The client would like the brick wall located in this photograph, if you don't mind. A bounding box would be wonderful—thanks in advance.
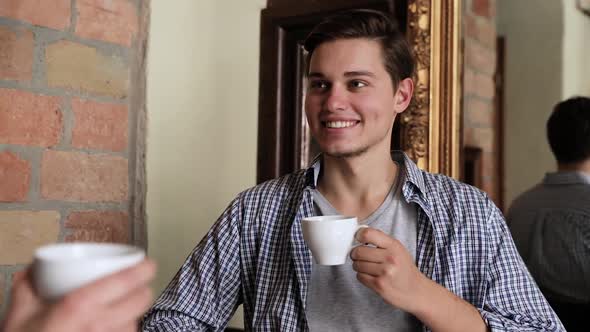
[463,0,500,203]
[0,0,148,314]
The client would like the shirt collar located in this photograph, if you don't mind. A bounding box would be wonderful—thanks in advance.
[303,151,428,197]
[543,171,590,185]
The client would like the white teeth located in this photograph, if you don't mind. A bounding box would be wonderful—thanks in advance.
[325,121,356,128]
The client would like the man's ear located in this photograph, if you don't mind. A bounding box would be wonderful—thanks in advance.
[393,78,414,114]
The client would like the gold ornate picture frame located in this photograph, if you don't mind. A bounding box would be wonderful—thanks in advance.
[405,0,462,179]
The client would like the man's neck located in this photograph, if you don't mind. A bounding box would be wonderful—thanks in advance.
[557,158,590,175]
[317,150,398,220]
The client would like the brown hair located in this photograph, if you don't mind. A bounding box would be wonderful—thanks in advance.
[303,9,415,88]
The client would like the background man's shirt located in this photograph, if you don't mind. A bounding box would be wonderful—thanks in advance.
[507,171,590,303]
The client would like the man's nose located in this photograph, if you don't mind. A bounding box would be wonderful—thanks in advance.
[323,84,348,112]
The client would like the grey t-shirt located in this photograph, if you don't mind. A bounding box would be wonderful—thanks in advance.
[306,168,422,332]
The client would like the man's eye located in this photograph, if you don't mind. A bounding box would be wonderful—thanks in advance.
[309,81,329,90]
[349,80,368,89]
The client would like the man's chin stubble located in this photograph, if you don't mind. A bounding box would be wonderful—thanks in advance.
[324,146,369,159]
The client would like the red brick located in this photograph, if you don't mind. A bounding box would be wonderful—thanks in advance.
[481,150,500,205]
[465,41,496,75]
[65,211,129,243]
[463,68,476,96]
[464,127,494,151]
[463,68,477,97]
[41,150,128,202]
[481,179,497,203]
[464,71,495,100]
[482,151,499,175]
[0,26,33,82]
[45,40,129,98]
[0,211,60,264]
[0,151,30,202]
[475,73,495,99]
[75,0,138,46]
[482,178,497,200]
[465,14,496,49]
[0,88,62,147]
[465,14,476,37]
[489,0,497,19]
[71,98,128,152]
[0,0,70,30]
[463,127,475,147]
[465,98,493,127]
[472,0,491,18]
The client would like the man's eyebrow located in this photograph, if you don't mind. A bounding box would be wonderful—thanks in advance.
[344,70,376,78]
[307,71,377,78]
[307,72,324,78]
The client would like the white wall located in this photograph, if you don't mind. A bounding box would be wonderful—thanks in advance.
[497,0,564,208]
[147,0,265,327]
[562,0,590,98]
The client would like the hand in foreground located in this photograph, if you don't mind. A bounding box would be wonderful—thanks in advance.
[1,259,156,332]
[350,227,427,313]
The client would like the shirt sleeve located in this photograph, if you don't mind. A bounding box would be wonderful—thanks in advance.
[478,201,566,332]
[141,195,244,332]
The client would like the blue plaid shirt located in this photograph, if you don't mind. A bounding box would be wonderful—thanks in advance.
[142,152,564,332]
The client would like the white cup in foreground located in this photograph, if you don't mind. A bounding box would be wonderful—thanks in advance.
[33,242,145,301]
[301,215,368,266]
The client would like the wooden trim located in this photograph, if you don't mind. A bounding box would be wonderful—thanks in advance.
[495,36,506,210]
[463,146,483,188]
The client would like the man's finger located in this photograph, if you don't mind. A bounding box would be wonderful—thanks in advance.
[350,245,388,263]
[356,272,376,289]
[68,259,156,306]
[352,261,383,276]
[100,285,153,331]
[1,268,46,332]
[10,268,38,306]
[11,269,28,283]
[355,228,394,249]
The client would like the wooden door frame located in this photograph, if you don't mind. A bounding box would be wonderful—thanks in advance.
[495,36,506,210]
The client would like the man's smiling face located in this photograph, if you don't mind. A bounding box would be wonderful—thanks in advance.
[305,38,408,158]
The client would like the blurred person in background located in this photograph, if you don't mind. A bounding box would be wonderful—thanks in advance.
[507,96,590,332]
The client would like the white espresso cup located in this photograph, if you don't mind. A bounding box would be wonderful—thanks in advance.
[33,242,145,301]
[301,215,368,265]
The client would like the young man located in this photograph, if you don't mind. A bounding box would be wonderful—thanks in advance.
[507,96,590,332]
[142,10,564,331]
[0,260,156,332]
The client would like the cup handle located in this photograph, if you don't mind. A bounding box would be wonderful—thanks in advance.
[351,224,370,250]
[356,224,369,237]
